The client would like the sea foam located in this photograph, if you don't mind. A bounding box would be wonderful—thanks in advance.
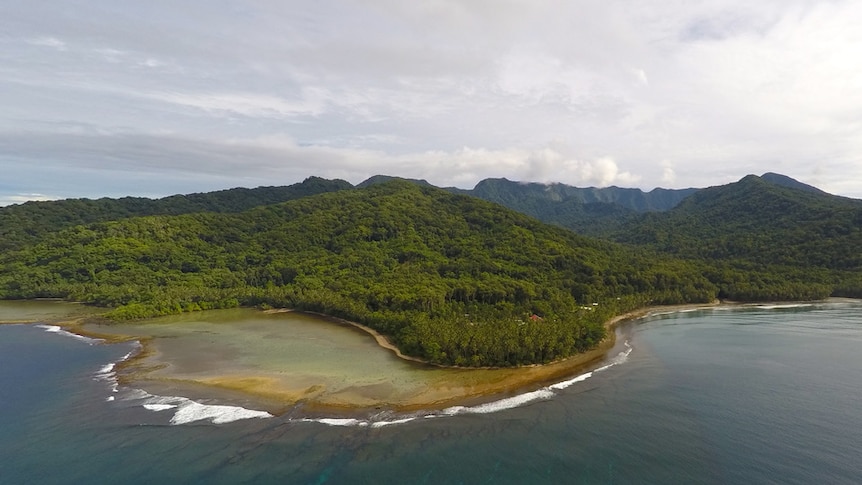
[441,388,556,416]
[756,303,813,310]
[93,344,139,396]
[36,324,102,344]
[143,404,177,412]
[170,401,272,425]
[296,416,424,428]
[548,372,593,390]
[301,341,636,428]
[294,388,560,428]
[370,417,417,428]
[131,391,273,425]
[301,418,365,427]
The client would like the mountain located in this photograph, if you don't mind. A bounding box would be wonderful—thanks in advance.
[470,178,697,213]
[0,181,715,367]
[358,175,698,235]
[0,176,352,251]
[761,172,827,194]
[468,181,637,235]
[355,174,436,189]
[467,178,699,236]
[613,174,862,299]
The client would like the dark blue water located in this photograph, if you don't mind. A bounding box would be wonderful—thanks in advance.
[2,302,861,484]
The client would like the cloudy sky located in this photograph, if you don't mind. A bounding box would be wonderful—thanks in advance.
[2,0,862,205]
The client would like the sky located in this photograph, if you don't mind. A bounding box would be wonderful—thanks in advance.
[2,0,862,205]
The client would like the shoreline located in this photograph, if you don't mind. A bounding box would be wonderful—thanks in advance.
[279,310,434,366]
[94,301,722,415]
[6,298,839,416]
[293,300,723,371]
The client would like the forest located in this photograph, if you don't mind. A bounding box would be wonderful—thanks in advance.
[610,175,862,300]
[0,181,715,367]
[2,174,860,366]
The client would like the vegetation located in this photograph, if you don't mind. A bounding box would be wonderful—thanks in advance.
[0,181,715,367]
[0,176,351,252]
[611,175,862,300]
[2,172,860,366]
[359,175,696,236]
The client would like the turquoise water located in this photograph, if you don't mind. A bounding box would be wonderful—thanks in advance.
[1,301,861,484]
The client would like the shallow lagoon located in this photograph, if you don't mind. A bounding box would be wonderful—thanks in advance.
[80,308,625,413]
[0,299,93,322]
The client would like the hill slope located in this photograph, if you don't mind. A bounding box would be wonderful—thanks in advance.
[0,176,352,251]
[613,174,862,299]
[470,178,697,213]
[358,175,698,235]
[0,181,715,366]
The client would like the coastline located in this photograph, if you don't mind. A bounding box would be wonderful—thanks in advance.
[96,301,722,414]
[297,301,723,371]
[5,299,726,415]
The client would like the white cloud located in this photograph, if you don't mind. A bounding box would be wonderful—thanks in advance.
[0,193,59,207]
[147,91,329,119]
[633,68,649,86]
[3,0,862,200]
[27,37,66,50]
[661,161,676,185]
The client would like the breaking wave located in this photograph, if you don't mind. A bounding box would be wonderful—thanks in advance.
[92,341,272,425]
[301,341,635,428]
[36,324,102,344]
[127,390,273,425]
[755,303,813,310]
[94,345,139,401]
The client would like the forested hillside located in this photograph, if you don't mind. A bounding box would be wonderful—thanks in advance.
[469,178,697,213]
[0,181,715,366]
[0,176,351,252]
[613,175,862,300]
[358,175,697,235]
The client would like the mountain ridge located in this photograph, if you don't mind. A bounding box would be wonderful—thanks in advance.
[611,173,862,299]
[0,176,352,251]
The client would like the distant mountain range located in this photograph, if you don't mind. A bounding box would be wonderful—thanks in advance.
[3,171,832,245]
[358,173,697,210]
[354,172,842,239]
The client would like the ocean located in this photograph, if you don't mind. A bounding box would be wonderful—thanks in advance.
[1,301,860,484]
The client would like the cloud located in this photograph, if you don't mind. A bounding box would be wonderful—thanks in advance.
[633,68,649,86]
[27,37,67,50]
[661,161,676,185]
[0,193,60,207]
[2,0,862,201]
[148,91,330,119]
[0,130,643,195]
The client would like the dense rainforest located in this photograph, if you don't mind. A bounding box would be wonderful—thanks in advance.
[0,176,351,252]
[355,173,862,302]
[0,181,715,366]
[2,172,860,366]
[358,174,697,236]
[610,175,862,300]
